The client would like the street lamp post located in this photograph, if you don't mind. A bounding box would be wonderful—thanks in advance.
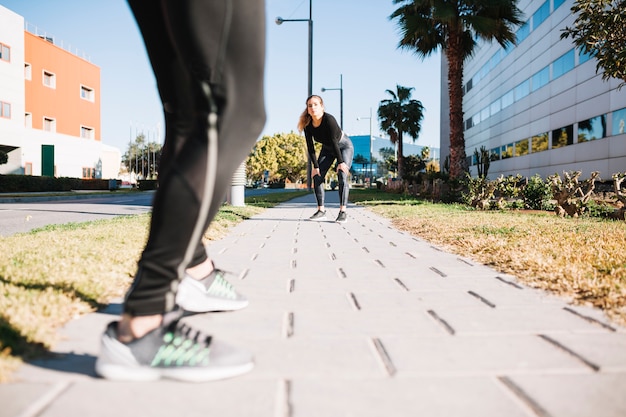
[276,0,313,188]
[321,74,343,129]
[357,107,374,184]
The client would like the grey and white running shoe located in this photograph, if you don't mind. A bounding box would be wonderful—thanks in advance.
[95,314,253,382]
[176,269,248,313]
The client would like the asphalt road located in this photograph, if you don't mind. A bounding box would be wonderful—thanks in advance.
[0,188,305,237]
[0,193,154,237]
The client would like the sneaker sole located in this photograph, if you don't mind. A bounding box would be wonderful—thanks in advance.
[177,296,249,313]
[309,217,327,221]
[96,359,254,382]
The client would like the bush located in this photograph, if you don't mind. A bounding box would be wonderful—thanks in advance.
[522,174,552,210]
[0,175,117,192]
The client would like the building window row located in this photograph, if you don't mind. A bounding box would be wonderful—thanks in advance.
[466,0,568,92]
[1,101,11,118]
[0,42,10,62]
[465,48,577,130]
[471,107,626,165]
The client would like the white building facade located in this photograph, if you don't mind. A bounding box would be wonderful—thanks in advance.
[0,5,120,180]
[440,0,626,180]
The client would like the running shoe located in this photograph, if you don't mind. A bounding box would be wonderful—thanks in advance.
[335,211,347,223]
[309,210,327,221]
[95,314,254,382]
[176,269,248,313]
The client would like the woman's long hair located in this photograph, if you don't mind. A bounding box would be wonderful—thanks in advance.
[297,95,324,133]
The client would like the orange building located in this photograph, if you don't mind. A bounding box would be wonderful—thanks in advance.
[24,31,100,141]
[0,4,119,179]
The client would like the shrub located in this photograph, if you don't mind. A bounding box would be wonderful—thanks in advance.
[522,174,552,210]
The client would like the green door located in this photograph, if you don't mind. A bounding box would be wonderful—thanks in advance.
[41,145,54,177]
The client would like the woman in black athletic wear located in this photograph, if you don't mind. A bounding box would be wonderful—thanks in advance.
[298,95,354,223]
[95,0,266,382]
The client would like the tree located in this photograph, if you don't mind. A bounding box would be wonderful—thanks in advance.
[561,0,626,89]
[378,85,424,180]
[123,133,163,179]
[246,132,307,184]
[390,0,523,179]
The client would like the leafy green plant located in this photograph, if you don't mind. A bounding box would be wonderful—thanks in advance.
[523,174,552,210]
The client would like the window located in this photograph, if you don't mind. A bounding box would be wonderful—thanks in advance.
[554,0,566,10]
[81,126,94,139]
[552,125,574,149]
[82,167,95,179]
[501,143,513,159]
[579,48,593,65]
[43,70,56,88]
[24,63,32,80]
[612,108,626,135]
[43,117,56,132]
[531,66,550,91]
[0,101,10,119]
[532,1,550,29]
[490,147,501,161]
[25,113,32,128]
[517,21,530,43]
[81,85,94,101]
[578,115,607,142]
[480,106,490,122]
[501,89,514,108]
[532,133,549,153]
[553,49,575,79]
[490,99,501,116]
[515,138,529,156]
[514,79,530,101]
[0,43,10,62]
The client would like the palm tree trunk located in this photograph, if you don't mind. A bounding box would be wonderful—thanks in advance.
[446,29,467,180]
[397,132,404,180]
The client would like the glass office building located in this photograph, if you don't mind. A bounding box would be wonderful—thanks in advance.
[439,0,626,179]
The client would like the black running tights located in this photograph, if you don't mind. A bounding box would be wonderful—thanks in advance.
[124,0,266,316]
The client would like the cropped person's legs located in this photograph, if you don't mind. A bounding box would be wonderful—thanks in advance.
[96,0,266,382]
[124,0,266,318]
[337,141,354,211]
[309,149,335,221]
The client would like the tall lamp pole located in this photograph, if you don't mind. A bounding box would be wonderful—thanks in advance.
[276,0,313,188]
[357,107,374,185]
[321,74,343,129]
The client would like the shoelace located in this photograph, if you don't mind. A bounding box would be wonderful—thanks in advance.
[151,321,213,367]
[207,270,238,299]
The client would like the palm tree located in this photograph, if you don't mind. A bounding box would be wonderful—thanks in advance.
[378,85,424,180]
[390,0,523,179]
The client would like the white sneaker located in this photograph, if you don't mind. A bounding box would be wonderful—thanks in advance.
[176,269,248,313]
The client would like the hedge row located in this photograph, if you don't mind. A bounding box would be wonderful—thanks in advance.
[0,175,119,192]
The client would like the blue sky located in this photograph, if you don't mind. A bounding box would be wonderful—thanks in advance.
[2,0,442,153]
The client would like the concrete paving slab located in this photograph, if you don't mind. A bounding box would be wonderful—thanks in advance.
[4,193,626,417]
[502,373,626,417]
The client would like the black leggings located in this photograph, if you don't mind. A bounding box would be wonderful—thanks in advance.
[313,136,354,208]
[124,0,266,316]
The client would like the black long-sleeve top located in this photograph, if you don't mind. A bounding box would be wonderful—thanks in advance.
[303,113,344,168]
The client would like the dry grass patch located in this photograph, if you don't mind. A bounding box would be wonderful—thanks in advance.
[366,201,626,325]
[0,203,267,382]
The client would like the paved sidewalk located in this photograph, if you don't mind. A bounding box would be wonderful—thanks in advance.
[3,192,626,417]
